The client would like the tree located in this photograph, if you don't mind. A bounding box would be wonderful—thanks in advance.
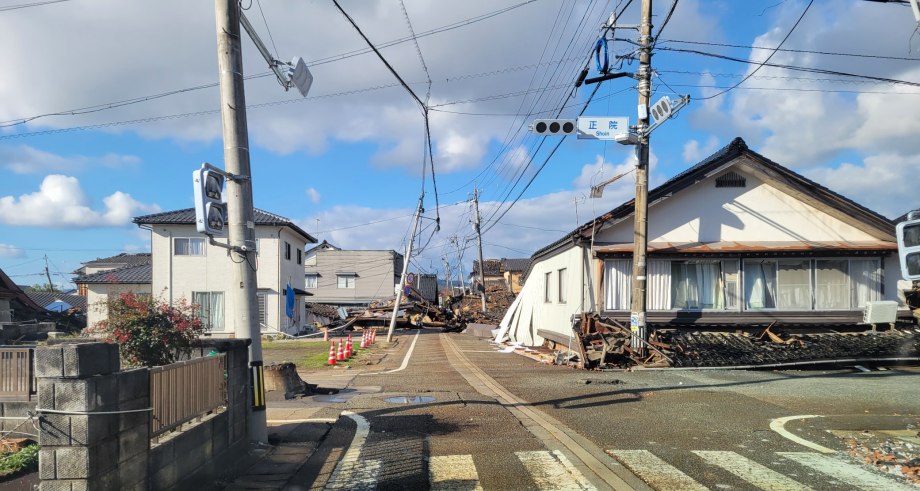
[28,283,55,292]
[88,293,206,367]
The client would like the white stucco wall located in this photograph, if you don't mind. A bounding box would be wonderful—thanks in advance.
[597,168,879,243]
[149,224,308,336]
[506,245,590,346]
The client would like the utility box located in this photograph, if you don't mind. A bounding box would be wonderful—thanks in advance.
[863,300,899,325]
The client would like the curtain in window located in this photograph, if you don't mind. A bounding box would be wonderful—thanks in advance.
[815,260,848,309]
[723,260,740,309]
[192,292,209,327]
[209,293,224,330]
[189,238,204,256]
[776,260,810,310]
[305,275,318,289]
[648,260,671,310]
[672,261,721,309]
[850,259,881,308]
[744,260,777,309]
[175,239,189,255]
[604,259,631,310]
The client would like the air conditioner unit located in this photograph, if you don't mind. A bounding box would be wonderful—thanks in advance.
[862,300,898,325]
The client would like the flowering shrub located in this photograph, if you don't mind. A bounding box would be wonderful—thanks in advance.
[89,293,206,367]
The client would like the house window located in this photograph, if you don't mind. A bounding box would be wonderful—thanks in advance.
[337,274,356,289]
[284,242,291,261]
[256,290,268,327]
[305,274,318,289]
[604,259,632,310]
[557,268,567,303]
[670,260,740,310]
[174,238,205,256]
[192,292,224,330]
[544,272,552,303]
[297,249,302,265]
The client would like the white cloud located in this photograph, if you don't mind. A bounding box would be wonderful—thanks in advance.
[0,175,160,228]
[305,187,321,204]
[0,243,25,258]
[682,136,720,163]
[0,145,140,174]
[805,153,917,219]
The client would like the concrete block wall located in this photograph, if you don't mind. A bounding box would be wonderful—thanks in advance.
[0,400,36,433]
[34,340,251,490]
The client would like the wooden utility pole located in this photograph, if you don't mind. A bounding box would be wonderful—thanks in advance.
[43,255,54,293]
[214,0,266,442]
[472,187,487,313]
[629,0,653,356]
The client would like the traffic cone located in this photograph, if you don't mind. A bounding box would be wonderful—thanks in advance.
[371,328,376,344]
[360,331,367,349]
[336,339,345,361]
[345,335,353,358]
[327,342,336,366]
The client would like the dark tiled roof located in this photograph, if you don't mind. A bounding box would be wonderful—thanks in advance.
[73,252,151,274]
[133,208,317,243]
[0,268,43,312]
[75,264,151,284]
[500,258,531,273]
[26,292,87,311]
[305,240,339,255]
[472,259,502,276]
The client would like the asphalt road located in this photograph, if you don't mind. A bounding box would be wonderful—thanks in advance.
[283,329,920,490]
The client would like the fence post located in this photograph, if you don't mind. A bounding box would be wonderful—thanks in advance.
[35,342,150,491]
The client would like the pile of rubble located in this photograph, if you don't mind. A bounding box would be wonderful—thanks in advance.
[453,285,516,324]
[844,429,920,486]
[350,287,464,332]
[564,314,920,369]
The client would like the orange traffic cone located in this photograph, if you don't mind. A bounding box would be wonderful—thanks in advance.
[372,328,377,344]
[345,335,353,358]
[360,331,367,349]
[327,341,336,366]
[336,339,345,361]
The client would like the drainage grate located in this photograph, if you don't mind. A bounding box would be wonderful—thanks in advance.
[384,395,436,404]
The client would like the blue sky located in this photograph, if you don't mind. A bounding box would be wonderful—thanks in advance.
[0,0,917,289]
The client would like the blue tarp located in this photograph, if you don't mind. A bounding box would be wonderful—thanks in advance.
[285,283,295,318]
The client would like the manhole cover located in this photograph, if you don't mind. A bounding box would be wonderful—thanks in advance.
[384,395,435,404]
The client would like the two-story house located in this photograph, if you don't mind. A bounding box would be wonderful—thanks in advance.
[72,253,152,328]
[134,208,316,336]
[304,240,403,306]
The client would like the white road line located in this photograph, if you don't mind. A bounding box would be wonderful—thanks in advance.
[516,450,597,491]
[778,452,917,491]
[693,450,813,491]
[429,454,483,491]
[769,415,836,454]
[607,450,707,491]
[324,411,380,490]
[381,329,421,374]
[266,418,337,424]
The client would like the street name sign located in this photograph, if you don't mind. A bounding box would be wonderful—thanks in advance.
[577,116,629,140]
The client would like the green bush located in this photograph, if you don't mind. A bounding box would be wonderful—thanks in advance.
[0,443,39,478]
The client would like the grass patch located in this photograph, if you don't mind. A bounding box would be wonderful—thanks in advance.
[262,338,372,369]
[0,443,39,478]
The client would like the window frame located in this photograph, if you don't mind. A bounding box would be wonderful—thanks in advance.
[305,273,319,289]
[284,241,292,261]
[337,274,356,289]
[297,248,302,265]
[557,268,567,303]
[192,291,224,330]
[544,271,552,303]
[173,237,206,256]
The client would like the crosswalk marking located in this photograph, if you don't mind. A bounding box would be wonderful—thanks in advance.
[693,450,813,491]
[607,450,708,491]
[515,450,597,491]
[429,454,483,491]
[324,412,380,490]
[778,452,917,491]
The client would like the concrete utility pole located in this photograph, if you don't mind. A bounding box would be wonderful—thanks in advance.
[443,256,453,291]
[451,236,466,293]
[214,0,266,443]
[472,187,487,313]
[629,0,653,357]
[43,255,55,294]
[388,194,424,342]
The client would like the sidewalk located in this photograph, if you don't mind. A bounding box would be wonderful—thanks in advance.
[220,338,404,490]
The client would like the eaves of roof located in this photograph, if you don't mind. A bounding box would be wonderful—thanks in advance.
[133,208,317,244]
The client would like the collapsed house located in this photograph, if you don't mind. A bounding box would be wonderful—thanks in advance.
[503,138,912,354]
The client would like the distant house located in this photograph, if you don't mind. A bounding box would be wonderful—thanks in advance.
[506,138,907,345]
[470,259,503,291]
[74,264,152,329]
[134,208,316,336]
[72,252,152,295]
[471,258,530,293]
[0,268,43,323]
[304,240,404,306]
[26,291,88,313]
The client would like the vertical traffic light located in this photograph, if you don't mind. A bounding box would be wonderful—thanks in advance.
[192,165,228,236]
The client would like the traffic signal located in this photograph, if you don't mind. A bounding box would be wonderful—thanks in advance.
[897,216,920,280]
[531,119,576,136]
[192,165,228,236]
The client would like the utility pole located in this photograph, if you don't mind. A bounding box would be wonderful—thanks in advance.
[214,0,266,443]
[442,256,453,291]
[472,187,487,313]
[43,255,54,294]
[388,194,424,342]
[452,236,466,293]
[629,0,653,357]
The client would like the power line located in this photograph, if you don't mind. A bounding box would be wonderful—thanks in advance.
[698,0,814,101]
[658,39,920,62]
[0,0,68,12]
